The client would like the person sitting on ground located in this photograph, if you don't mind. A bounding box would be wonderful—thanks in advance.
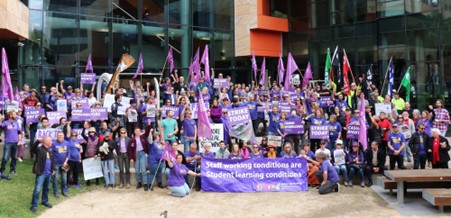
[333,140,348,186]
[306,152,340,194]
[229,143,243,159]
[364,141,386,187]
[280,142,297,158]
[265,142,278,158]
[215,141,230,159]
[346,142,365,188]
[167,154,201,197]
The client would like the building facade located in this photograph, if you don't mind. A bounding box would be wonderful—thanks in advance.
[1,0,451,109]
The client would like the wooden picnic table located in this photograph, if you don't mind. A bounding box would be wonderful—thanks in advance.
[384,169,451,205]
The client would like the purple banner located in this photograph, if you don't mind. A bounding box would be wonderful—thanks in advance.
[309,125,329,139]
[46,111,67,125]
[71,99,89,109]
[201,158,308,192]
[213,78,229,89]
[346,124,359,139]
[25,108,45,124]
[80,73,96,84]
[36,129,60,140]
[227,107,251,126]
[71,108,108,121]
[161,106,180,119]
[284,120,304,134]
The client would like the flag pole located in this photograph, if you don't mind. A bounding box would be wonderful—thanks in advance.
[159,57,169,81]
[297,69,304,80]
[380,57,393,96]
[397,67,408,93]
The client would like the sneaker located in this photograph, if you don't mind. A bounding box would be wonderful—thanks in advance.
[119,183,124,189]
[30,207,37,214]
[136,183,142,189]
[367,182,373,187]
[18,158,23,162]
[10,171,16,175]
[344,181,348,187]
[360,182,365,188]
[54,194,60,199]
[62,192,68,197]
[74,184,82,189]
[2,174,11,180]
[42,203,53,208]
[335,183,340,192]
[349,182,353,187]
[126,184,131,189]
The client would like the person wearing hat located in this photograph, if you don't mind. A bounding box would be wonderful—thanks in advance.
[265,142,278,158]
[24,89,40,107]
[391,92,405,114]
[346,141,365,187]
[333,140,349,186]
[364,141,386,187]
[81,127,100,186]
[99,131,116,189]
[387,123,406,170]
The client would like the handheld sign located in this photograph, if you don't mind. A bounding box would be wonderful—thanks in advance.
[309,125,329,139]
[80,73,96,84]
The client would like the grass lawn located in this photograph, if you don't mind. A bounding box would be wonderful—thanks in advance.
[0,160,98,218]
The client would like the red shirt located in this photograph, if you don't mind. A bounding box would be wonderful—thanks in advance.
[378,119,391,141]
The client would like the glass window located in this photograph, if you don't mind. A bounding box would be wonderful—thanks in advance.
[142,0,165,23]
[405,0,438,13]
[79,15,110,73]
[80,0,110,16]
[378,16,405,33]
[406,11,438,30]
[142,20,166,71]
[407,29,438,62]
[356,22,376,37]
[357,36,377,65]
[44,0,78,13]
[356,0,376,22]
[310,0,329,28]
[377,0,404,18]
[193,0,212,29]
[271,0,288,18]
[168,0,182,25]
[112,20,139,68]
[215,0,232,32]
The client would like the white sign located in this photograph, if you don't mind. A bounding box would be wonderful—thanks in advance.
[291,74,300,86]
[57,100,68,112]
[199,124,224,153]
[6,102,19,113]
[375,103,392,117]
[146,104,156,118]
[103,94,131,112]
[117,106,126,115]
[267,135,282,147]
[82,157,103,180]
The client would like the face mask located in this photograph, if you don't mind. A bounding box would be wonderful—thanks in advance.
[291,111,296,116]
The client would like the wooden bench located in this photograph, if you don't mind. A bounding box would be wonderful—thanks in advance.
[423,189,451,213]
[377,176,451,194]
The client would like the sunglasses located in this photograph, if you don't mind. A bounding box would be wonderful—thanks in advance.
[253,146,258,148]
[120,132,126,134]
[71,134,77,137]
[419,128,425,130]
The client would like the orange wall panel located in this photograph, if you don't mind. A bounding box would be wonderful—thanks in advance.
[257,15,289,32]
[250,30,281,57]
[257,0,270,15]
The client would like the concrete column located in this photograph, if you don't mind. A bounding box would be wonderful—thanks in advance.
[180,0,191,79]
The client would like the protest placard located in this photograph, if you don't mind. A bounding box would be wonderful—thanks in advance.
[46,111,67,125]
[161,106,180,119]
[346,123,360,139]
[57,99,67,112]
[82,157,103,180]
[71,108,108,121]
[267,135,282,147]
[146,104,156,118]
[36,129,60,139]
[103,94,131,112]
[227,107,251,126]
[213,78,229,88]
[80,73,96,84]
[71,99,89,109]
[284,120,304,134]
[375,103,392,116]
[6,102,18,113]
[201,158,308,192]
[199,124,224,153]
[309,125,329,139]
[25,108,45,124]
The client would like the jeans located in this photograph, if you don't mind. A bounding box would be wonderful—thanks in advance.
[169,183,190,197]
[403,139,412,160]
[117,153,130,185]
[315,170,338,194]
[440,131,447,137]
[147,162,164,187]
[328,140,336,154]
[1,142,18,173]
[334,164,348,182]
[389,155,404,170]
[188,166,201,189]
[135,151,147,184]
[31,174,51,209]
[348,165,364,183]
[182,138,195,153]
[102,159,115,185]
[413,154,427,169]
[52,163,68,194]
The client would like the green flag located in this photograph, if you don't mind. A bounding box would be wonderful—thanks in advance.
[400,67,411,102]
[324,48,331,88]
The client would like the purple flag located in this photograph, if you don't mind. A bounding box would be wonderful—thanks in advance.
[251,51,257,80]
[2,48,14,101]
[15,86,19,102]
[167,47,174,74]
[201,45,210,82]
[278,54,284,85]
[359,93,368,149]
[259,57,266,86]
[285,52,299,90]
[302,62,313,89]
[193,47,200,76]
[132,53,143,79]
[198,92,212,138]
[85,54,93,73]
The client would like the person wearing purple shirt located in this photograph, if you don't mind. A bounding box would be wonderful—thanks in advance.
[280,142,297,158]
[387,123,406,170]
[247,94,259,133]
[306,152,339,194]
[200,143,215,159]
[185,144,201,191]
[180,106,197,152]
[65,128,82,188]
[346,142,365,187]
[267,105,280,135]
[210,99,223,123]
[30,137,54,213]
[0,111,22,180]
[167,154,200,197]
[306,109,326,151]
[147,133,164,190]
[52,132,70,197]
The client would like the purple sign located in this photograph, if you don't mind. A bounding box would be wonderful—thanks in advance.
[309,125,329,139]
[46,111,67,125]
[290,94,298,104]
[227,107,251,126]
[36,129,60,140]
[320,96,331,106]
[71,108,108,121]
[90,107,108,120]
[284,120,304,134]
[80,73,96,84]
[201,158,308,192]
[346,124,359,139]
[161,106,180,119]
[213,78,229,89]
[257,103,266,112]
[25,108,45,124]
[279,102,292,113]
[71,99,89,109]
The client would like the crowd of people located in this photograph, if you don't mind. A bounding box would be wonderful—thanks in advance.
[0,71,450,212]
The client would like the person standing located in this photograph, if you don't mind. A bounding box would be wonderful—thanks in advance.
[410,123,430,169]
[129,120,152,191]
[180,106,197,152]
[0,111,23,180]
[428,128,450,168]
[387,123,406,170]
[431,99,450,137]
[51,132,70,198]
[30,136,54,213]
[160,110,178,144]
[115,128,131,188]
[99,131,116,189]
